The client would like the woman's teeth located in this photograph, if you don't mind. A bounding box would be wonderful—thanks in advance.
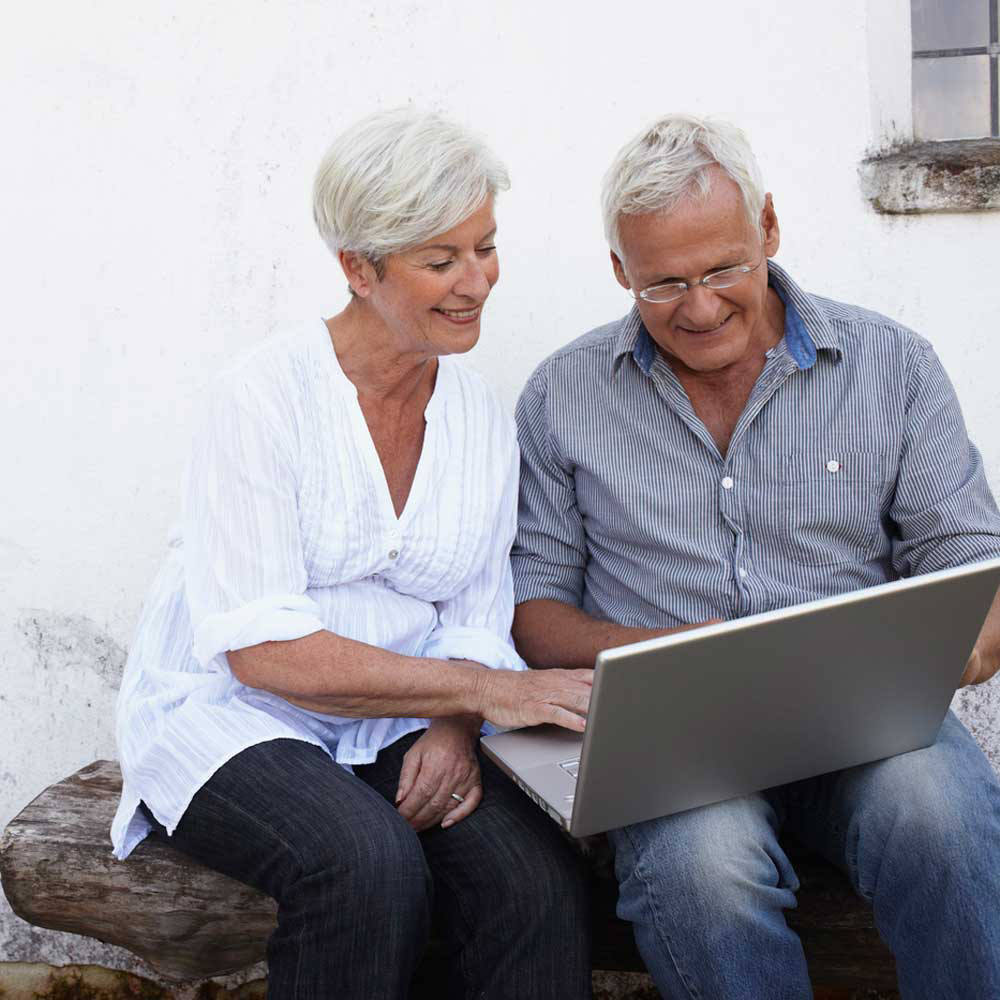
[437,308,479,318]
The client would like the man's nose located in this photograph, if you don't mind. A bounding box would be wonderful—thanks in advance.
[678,283,722,323]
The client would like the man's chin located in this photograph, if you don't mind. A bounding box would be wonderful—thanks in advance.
[661,333,749,375]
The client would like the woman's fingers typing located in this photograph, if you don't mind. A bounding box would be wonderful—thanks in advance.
[477,668,594,731]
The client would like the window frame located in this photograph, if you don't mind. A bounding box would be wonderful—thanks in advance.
[911,0,999,138]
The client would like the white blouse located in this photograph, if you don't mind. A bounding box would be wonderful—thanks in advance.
[111,321,526,860]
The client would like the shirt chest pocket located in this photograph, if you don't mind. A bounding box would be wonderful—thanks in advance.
[773,450,891,568]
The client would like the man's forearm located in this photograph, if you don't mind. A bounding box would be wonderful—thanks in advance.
[512,599,677,669]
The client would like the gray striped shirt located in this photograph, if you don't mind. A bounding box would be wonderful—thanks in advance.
[512,261,1000,628]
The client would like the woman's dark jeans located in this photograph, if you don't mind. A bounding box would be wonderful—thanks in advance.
[142,732,591,999]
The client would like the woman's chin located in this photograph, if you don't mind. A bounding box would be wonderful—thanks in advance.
[430,316,482,354]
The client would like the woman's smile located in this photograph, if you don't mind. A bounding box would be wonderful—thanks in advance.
[433,305,482,324]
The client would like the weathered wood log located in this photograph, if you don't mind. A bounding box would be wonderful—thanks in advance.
[1,761,276,980]
[0,761,898,991]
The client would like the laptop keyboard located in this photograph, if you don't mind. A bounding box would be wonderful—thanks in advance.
[559,758,580,780]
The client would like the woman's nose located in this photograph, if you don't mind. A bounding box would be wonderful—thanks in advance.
[453,258,492,300]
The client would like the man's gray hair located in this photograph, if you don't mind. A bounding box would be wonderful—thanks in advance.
[313,108,510,267]
[601,114,765,254]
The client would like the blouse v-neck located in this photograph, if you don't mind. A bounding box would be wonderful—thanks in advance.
[318,320,449,527]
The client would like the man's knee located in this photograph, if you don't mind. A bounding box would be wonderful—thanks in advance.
[611,794,796,915]
[844,720,1000,895]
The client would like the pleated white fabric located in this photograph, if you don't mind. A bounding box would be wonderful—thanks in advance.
[112,320,525,859]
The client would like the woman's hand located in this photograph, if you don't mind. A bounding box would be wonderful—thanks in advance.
[476,668,595,732]
[395,716,483,831]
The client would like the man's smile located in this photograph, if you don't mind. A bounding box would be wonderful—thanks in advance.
[675,313,735,335]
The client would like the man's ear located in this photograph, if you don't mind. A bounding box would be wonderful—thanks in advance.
[611,250,631,292]
[338,250,376,298]
[760,193,781,258]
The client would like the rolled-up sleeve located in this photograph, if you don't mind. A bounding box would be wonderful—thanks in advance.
[891,340,1000,577]
[510,367,588,607]
[420,425,526,672]
[183,376,325,666]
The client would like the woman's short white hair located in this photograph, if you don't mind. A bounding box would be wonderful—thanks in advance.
[313,108,509,269]
[601,114,765,254]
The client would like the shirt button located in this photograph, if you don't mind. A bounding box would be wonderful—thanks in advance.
[739,568,748,578]
[721,476,734,490]
[826,460,841,473]
[388,549,399,560]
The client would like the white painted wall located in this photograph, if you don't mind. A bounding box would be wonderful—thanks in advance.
[3,0,998,973]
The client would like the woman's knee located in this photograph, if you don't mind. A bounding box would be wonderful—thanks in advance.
[507,830,589,918]
[310,813,428,894]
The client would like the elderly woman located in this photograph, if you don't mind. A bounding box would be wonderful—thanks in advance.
[111,109,593,999]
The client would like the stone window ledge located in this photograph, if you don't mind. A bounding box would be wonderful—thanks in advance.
[859,138,1000,214]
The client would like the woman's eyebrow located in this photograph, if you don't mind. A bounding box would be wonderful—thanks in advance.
[415,228,498,254]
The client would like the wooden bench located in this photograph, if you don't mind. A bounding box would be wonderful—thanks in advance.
[1,761,899,996]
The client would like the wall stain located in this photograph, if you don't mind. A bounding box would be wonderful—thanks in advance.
[17,612,127,689]
[0,965,267,1000]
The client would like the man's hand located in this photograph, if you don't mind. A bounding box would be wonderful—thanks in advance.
[395,717,483,831]
[961,585,1000,686]
[475,668,594,732]
[960,645,998,686]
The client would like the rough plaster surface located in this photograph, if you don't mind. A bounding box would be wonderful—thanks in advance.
[860,140,1000,214]
[3,0,1000,978]
[18,611,127,690]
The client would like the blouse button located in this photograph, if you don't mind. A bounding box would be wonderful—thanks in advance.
[388,549,399,560]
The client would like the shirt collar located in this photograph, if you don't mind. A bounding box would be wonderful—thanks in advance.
[766,260,842,366]
[611,259,842,378]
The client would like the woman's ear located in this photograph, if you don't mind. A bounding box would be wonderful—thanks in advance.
[339,250,376,298]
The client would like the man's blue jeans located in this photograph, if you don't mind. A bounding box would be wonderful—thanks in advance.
[608,711,1000,999]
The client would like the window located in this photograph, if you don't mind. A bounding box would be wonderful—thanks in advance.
[912,0,999,139]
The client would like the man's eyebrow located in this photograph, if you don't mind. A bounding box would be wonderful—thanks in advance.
[643,248,750,285]
[414,228,498,253]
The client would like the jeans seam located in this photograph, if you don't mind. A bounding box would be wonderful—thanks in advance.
[623,826,701,1000]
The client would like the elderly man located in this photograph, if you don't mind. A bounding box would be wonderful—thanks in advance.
[511,115,1000,999]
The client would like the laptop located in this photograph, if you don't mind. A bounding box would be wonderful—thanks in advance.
[482,558,1000,838]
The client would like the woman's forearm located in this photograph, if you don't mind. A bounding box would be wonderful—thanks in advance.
[228,629,595,732]
[226,631,487,717]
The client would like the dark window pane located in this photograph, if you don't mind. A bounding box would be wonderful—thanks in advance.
[913,55,991,138]
[912,0,988,51]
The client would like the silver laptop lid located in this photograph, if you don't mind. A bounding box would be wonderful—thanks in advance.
[569,558,1000,837]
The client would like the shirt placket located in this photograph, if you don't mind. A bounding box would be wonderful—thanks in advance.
[650,345,801,619]
[728,346,801,616]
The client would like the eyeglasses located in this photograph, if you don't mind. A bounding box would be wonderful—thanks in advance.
[635,227,766,304]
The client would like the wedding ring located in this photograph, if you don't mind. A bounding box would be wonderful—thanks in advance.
[450,792,465,804]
